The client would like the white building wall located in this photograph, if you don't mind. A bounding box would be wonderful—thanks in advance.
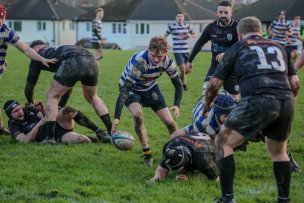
[58,20,77,45]
[6,20,55,45]
[76,20,213,50]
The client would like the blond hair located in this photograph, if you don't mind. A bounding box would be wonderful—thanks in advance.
[96,7,103,13]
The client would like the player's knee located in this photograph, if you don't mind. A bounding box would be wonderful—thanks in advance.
[133,111,144,124]
[77,135,91,143]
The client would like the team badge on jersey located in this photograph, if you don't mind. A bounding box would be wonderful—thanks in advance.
[227,33,233,41]
[151,91,159,100]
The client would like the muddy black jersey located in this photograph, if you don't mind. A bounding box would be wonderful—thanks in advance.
[160,134,217,179]
[188,20,238,63]
[8,106,41,139]
[214,35,296,99]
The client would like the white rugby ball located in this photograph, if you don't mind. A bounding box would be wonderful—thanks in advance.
[111,131,135,150]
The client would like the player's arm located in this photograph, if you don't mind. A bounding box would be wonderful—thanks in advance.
[15,41,57,67]
[24,61,42,104]
[186,25,211,73]
[295,51,304,70]
[112,80,134,133]
[148,165,170,184]
[287,52,300,97]
[169,75,183,119]
[14,118,45,143]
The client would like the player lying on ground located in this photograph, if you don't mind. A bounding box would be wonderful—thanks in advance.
[3,100,103,143]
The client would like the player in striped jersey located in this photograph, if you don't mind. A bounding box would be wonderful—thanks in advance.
[268,11,292,46]
[0,3,56,135]
[172,90,235,140]
[286,16,303,60]
[112,36,183,166]
[91,7,105,61]
[165,12,196,91]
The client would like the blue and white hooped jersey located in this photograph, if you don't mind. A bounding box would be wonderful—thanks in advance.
[0,24,20,77]
[119,50,178,91]
[91,18,102,43]
[288,24,301,46]
[184,90,230,136]
[166,22,194,53]
[270,19,291,45]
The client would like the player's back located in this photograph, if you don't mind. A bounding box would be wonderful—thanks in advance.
[233,36,294,99]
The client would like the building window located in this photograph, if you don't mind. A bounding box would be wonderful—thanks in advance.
[37,21,46,31]
[135,23,150,35]
[8,21,22,31]
[86,22,90,32]
[112,23,127,34]
[112,23,117,33]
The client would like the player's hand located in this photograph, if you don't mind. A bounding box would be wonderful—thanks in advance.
[216,53,225,63]
[147,177,161,184]
[176,174,188,181]
[111,119,119,134]
[34,101,45,114]
[42,58,57,68]
[185,62,193,74]
[202,104,210,118]
[169,106,179,121]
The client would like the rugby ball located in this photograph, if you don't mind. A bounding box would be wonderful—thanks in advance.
[111,131,135,150]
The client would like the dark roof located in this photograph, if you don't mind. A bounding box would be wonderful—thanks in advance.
[6,0,85,20]
[77,0,217,21]
[77,0,141,21]
[234,0,304,22]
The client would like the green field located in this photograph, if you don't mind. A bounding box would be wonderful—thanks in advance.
[0,48,303,203]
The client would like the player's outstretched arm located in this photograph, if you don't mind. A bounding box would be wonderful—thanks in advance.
[147,165,169,184]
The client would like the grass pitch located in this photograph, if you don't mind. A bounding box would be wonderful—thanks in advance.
[0,47,303,202]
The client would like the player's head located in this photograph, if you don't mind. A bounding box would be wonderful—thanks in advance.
[294,16,301,25]
[213,93,235,123]
[148,36,169,65]
[237,16,262,39]
[3,100,23,120]
[0,3,6,19]
[175,12,185,25]
[217,0,232,26]
[164,144,192,170]
[278,10,286,20]
[29,40,47,52]
[96,7,104,19]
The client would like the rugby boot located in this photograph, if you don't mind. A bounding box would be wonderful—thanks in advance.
[0,127,10,135]
[144,154,153,167]
[216,196,236,203]
[288,152,302,173]
[95,129,111,143]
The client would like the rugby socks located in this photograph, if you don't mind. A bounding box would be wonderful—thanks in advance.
[45,121,56,139]
[274,161,291,202]
[99,114,112,134]
[74,111,99,132]
[143,147,152,157]
[217,154,235,200]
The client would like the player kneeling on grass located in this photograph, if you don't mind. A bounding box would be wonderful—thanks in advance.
[148,132,218,183]
[3,100,92,143]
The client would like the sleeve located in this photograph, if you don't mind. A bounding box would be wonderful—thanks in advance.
[160,159,169,169]
[114,80,134,119]
[8,29,20,45]
[8,122,23,139]
[125,57,144,84]
[165,57,178,78]
[171,75,183,107]
[166,24,172,35]
[188,23,212,63]
[213,43,240,81]
[24,61,42,103]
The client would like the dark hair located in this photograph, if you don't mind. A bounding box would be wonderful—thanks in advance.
[219,0,231,7]
[3,100,20,118]
[29,40,46,48]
